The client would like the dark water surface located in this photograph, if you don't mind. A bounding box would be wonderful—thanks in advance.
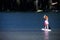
[0,29,60,40]
[0,12,60,40]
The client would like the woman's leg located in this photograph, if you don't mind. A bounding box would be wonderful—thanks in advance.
[47,24,49,29]
[45,26,46,29]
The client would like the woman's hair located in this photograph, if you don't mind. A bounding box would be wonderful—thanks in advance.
[44,15,48,20]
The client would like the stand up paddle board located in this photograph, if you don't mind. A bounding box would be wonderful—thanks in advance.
[41,28,51,31]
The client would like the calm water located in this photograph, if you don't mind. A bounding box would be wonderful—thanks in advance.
[0,12,60,40]
[0,29,60,40]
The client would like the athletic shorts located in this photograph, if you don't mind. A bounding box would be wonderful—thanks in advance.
[44,20,49,26]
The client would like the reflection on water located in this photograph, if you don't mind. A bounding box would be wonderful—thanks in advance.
[44,31,49,40]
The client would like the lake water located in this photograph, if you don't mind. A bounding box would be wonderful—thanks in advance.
[0,12,60,40]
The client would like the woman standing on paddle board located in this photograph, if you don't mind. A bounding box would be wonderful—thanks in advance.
[44,15,49,29]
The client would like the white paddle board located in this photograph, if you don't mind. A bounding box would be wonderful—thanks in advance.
[41,28,51,31]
